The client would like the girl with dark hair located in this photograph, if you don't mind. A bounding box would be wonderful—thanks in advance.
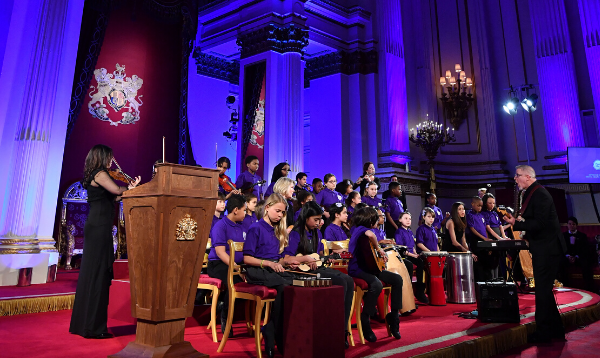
[394,212,428,304]
[315,173,344,213]
[241,193,258,232]
[353,162,380,195]
[335,179,354,201]
[70,145,141,339]
[293,190,315,222]
[442,202,469,252]
[217,156,242,199]
[264,162,290,198]
[285,201,355,348]
[345,191,361,219]
[418,192,447,232]
[347,207,403,342]
[323,202,350,243]
[481,194,507,240]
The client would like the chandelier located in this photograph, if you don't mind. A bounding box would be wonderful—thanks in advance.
[409,120,456,192]
[439,63,474,130]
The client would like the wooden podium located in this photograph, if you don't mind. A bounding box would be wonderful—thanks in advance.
[109,163,218,358]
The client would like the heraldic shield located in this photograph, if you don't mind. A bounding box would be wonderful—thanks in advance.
[88,63,144,126]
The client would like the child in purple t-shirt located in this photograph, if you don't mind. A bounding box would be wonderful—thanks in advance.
[466,196,496,281]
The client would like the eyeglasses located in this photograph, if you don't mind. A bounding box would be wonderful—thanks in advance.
[514,173,526,178]
[328,180,337,183]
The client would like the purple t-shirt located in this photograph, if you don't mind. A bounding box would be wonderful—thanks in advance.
[362,195,386,212]
[482,210,501,228]
[284,229,324,256]
[416,224,438,253]
[376,228,386,242]
[395,227,415,251]
[324,223,348,242]
[348,226,371,276]
[385,196,404,221]
[208,217,245,263]
[466,210,488,239]
[209,215,222,238]
[347,206,355,219]
[419,205,444,231]
[242,219,284,261]
[241,212,257,233]
[264,182,275,198]
[315,188,344,209]
[235,170,263,198]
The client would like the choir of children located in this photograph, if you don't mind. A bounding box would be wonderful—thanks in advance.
[207,155,516,357]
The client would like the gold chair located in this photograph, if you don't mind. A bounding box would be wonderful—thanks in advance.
[217,240,277,358]
[197,238,223,343]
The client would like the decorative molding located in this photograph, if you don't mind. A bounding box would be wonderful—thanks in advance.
[236,24,309,59]
[305,0,371,28]
[542,164,567,171]
[544,153,567,159]
[418,160,506,167]
[304,50,377,86]
[431,169,509,176]
[193,48,240,84]
[544,183,600,194]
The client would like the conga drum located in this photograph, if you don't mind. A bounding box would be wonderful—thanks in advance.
[421,251,449,306]
[376,247,416,316]
[445,252,476,303]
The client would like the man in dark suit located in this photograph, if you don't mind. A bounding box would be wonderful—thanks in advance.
[561,217,594,291]
[504,165,567,343]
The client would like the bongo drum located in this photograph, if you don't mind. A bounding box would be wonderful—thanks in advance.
[421,251,448,306]
[445,252,476,303]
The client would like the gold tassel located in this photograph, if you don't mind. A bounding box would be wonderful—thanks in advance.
[0,295,74,316]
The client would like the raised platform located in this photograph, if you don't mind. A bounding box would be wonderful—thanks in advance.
[0,270,599,358]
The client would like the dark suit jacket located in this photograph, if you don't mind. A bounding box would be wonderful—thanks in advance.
[513,181,567,257]
[563,231,589,260]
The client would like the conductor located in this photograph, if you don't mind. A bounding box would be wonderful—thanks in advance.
[503,165,567,343]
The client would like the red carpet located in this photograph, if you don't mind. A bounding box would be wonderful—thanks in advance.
[0,285,598,358]
[493,320,600,357]
[0,271,78,300]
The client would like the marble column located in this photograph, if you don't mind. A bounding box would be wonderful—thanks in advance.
[578,0,600,130]
[375,0,410,163]
[0,0,69,253]
[236,24,308,183]
[529,0,584,152]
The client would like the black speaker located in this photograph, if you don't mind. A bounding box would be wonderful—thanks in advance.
[475,282,520,323]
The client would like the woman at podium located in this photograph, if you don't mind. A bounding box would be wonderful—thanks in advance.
[69,145,140,339]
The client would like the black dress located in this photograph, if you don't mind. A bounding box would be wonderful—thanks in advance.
[442,224,465,252]
[69,169,117,337]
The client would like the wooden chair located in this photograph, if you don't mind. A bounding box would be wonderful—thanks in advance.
[217,240,277,358]
[197,238,223,343]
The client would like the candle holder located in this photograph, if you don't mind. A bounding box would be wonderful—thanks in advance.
[439,63,474,130]
[409,120,456,192]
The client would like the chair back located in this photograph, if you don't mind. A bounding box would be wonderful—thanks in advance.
[203,239,212,269]
[321,239,350,256]
[227,240,245,291]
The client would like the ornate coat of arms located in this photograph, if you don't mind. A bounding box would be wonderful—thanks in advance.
[88,63,144,126]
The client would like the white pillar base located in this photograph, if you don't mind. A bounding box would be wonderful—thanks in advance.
[0,253,56,286]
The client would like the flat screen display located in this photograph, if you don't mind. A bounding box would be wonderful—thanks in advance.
[568,147,600,183]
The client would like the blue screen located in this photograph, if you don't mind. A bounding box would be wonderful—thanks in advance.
[568,147,600,183]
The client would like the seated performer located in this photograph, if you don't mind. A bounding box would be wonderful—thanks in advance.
[217,156,241,199]
[561,217,595,291]
[264,162,290,198]
[285,201,355,348]
[207,194,247,336]
[243,193,300,358]
[235,155,263,199]
[416,208,439,253]
[315,173,344,216]
[467,196,497,282]
[293,190,315,222]
[241,194,258,232]
[323,202,350,246]
[394,212,428,303]
[375,208,387,242]
[384,182,404,238]
[345,191,361,220]
[348,207,403,342]
[211,192,226,231]
[312,178,324,195]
